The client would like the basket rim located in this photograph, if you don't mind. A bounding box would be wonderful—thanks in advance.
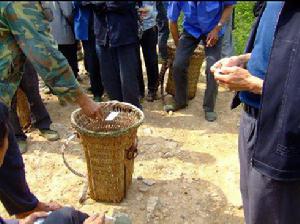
[71,101,144,137]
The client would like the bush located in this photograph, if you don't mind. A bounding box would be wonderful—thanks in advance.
[233,1,255,55]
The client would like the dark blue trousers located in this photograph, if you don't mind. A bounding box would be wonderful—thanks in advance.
[9,60,52,141]
[81,19,104,99]
[98,43,142,109]
[239,111,300,224]
[82,38,104,98]
[44,207,88,224]
[0,103,38,215]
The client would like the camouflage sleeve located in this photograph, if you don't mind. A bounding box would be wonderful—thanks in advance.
[4,2,83,104]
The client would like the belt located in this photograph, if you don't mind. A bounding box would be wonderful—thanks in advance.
[243,104,259,118]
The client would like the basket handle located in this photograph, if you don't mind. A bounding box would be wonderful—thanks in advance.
[125,137,138,160]
[61,133,88,204]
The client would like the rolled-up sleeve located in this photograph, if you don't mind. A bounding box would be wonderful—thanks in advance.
[167,1,181,22]
[4,2,83,104]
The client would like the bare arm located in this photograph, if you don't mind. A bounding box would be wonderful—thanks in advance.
[206,5,234,47]
[219,5,234,27]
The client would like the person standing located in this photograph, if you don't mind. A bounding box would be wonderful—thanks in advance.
[92,2,142,109]
[212,2,300,223]
[0,1,102,218]
[136,1,159,102]
[165,1,235,122]
[48,1,79,80]
[73,1,104,102]
[9,60,60,154]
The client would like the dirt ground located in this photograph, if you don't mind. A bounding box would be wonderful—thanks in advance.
[0,62,244,224]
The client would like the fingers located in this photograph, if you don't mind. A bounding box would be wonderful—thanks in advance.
[46,201,62,211]
[84,213,105,224]
[25,211,49,223]
[211,59,226,73]
[220,66,240,74]
[32,211,49,218]
[213,72,230,83]
[206,35,218,47]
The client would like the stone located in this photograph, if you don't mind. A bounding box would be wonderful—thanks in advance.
[137,176,144,181]
[165,140,178,149]
[161,152,174,159]
[143,128,153,135]
[143,179,156,186]
[138,185,150,193]
[187,178,193,184]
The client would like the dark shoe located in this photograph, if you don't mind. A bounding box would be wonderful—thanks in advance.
[205,111,217,122]
[17,140,28,154]
[146,92,158,102]
[164,103,187,112]
[39,129,60,141]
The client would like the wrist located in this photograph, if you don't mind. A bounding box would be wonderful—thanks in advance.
[76,93,89,107]
[247,76,263,94]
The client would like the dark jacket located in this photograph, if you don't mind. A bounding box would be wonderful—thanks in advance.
[252,2,300,181]
[92,1,139,47]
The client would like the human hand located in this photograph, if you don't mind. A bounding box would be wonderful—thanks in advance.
[213,66,263,94]
[211,56,247,74]
[35,201,62,212]
[83,214,105,224]
[19,211,48,224]
[76,93,103,120]
[16,201,62,219]
[206,28,219,47]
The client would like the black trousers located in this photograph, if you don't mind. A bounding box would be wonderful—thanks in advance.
[98,43,142,109]
[82,39,104,98]
[9,60,52,141]
[58,44,78,78]
[239,110,300,224]
[0,103,38,215]
[137,27,159,94]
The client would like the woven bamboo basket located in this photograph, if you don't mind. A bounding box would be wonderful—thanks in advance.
[16,89,31,129]
[166,43,205,99]
[71,101,144,203]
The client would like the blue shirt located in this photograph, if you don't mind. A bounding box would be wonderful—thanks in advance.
[73,1,92,41]
[141,1,157,31]
[239,2,284,109]
[167,1,236,39]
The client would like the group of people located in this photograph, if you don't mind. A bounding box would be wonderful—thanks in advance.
[1,1,300,224]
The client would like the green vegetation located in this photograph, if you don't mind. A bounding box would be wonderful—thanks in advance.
[176,1,256,55]
[233,1,255,55]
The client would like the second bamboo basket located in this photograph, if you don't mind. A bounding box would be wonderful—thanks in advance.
[166,43,205,99]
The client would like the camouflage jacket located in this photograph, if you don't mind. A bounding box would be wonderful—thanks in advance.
[0,1,83,107]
